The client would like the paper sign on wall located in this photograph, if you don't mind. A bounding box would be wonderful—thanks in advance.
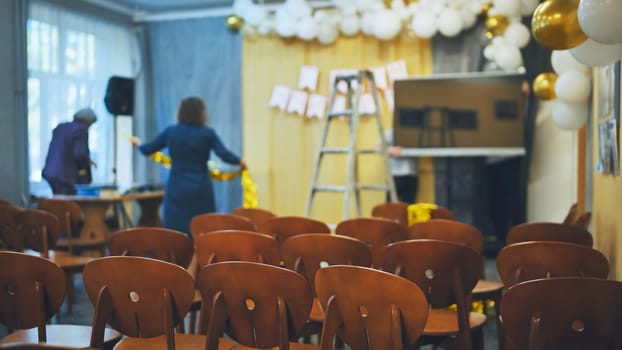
[358,93,377,115]
[383,89,395,112]
[386,60,408,85]
[268,85,291,111]
[307,94,327,118]
[287,90,309,116]
[330,69,359,94]
[370,66,388,90]
[331,95,347,115]
[298,65,319,91]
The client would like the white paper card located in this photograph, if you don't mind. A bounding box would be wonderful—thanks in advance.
[298,65,320,91]
[386,60,408,85]
[287,90,309,116]
[307,94,327,118]
[268,85,291,111]
[383,89,395,112]
[331,95,347,114]
[370,66,388,90]
[358,93,377,115]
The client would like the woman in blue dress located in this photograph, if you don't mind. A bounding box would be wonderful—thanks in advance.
[132,97,246,236]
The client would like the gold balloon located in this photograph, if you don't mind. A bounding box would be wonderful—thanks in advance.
[532,73,558,100]
[225,14,244,32]
[481,2,493,15]
[531,0,587,50]
[485,15,509,36]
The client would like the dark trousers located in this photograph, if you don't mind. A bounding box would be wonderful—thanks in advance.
[388,175,418,203]
[46,179,76,195]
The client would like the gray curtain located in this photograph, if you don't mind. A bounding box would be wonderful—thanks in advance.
[144,16,243,213]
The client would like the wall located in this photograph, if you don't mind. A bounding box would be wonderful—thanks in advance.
[591,65,622,281]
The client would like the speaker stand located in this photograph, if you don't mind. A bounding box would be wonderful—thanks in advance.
[112,114,118,188]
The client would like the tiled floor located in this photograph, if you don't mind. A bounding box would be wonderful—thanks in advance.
[0,259,503,350]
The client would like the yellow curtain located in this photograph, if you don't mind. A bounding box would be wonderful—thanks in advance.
[242,34,433,224]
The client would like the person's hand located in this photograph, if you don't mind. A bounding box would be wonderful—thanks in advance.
[388,146,403,157]
[130,136,141,146]
[239,160,248,171]
[89,159,97,168]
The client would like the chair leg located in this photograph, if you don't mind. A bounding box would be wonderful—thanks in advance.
[189,310,197,334]
[66,272,75,315]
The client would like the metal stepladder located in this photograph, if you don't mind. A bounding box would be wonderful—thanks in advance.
[304,69,397,220]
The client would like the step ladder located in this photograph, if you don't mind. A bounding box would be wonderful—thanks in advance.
[304,69,397,220]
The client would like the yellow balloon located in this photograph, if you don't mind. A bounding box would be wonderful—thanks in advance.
[531,0,587,50]
[481,2,493,15]
[532,73,558,100]
[225,14,244,32]
[485,15,509,36]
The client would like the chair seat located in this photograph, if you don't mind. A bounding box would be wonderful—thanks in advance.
[423,309,487,336]
[115,334,234,350]
[0,325,121,348]
[472,279,503,297]
[232,342,320,350]
[308,297,324,322]
[56,237,107,251]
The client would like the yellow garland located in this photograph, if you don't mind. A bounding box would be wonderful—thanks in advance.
[407,202,438,226]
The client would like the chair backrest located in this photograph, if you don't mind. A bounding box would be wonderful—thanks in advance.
[36,199,81,238]
[381,239,482,308]
[0,344,99,350]
[0,251,66,339]
[562,202,579,225]
[573,211,592,230]
[0,204,24,250]
[257,216,331,242]
[496,241,609,288]
[281,234,372,291]
[408,219,484,253]
[194,230,281,268]
[198,261,313,350]
[232,207,277,227]
[189,213,257,239]
[83,256,195,349]
[107,227,194,268]
[14,209,61,257]
[315,265,429,350]
[371,202,456,226]
[506,222,593,247]
[335,217,409,267]
[500,277,622,350]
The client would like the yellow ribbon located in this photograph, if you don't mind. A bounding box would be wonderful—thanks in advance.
[407,202,438,225]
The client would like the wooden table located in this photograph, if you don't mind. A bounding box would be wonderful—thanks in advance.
[53,195,125,241]
[121,191,164,227]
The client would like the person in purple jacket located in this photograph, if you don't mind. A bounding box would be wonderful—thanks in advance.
[42,108,97,195]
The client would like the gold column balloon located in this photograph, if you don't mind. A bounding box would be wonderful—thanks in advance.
[531,0,587,50]
[485,14,509,36]
[532,73,558,100]
[225,14,244,32]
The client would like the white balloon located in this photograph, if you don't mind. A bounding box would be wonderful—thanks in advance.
[411,11,438,39]
[361,12,377,35]
[552,101,589,130]
[520,0,539,16]
[373,9,403,40]
[570,38,622,67]
[318,26,339,44]
[244,5,268,27]
[495,44,523,72]
[494,0,521,16]
[296,18,319,40]
[461,8,477,29]
[551,50,588,74]
[492,36,506,47]
[232,0,253,18]
[503,22,530,48]
[257,19,273,35]
[274,11,297,38]
[356,0,374,13]
[555,71,592,104]
[578,0,622,45]
[484,45,497,60]
[438,8,463,37]
[340,15,361,36]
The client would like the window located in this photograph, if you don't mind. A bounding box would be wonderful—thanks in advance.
[27,1,135,195]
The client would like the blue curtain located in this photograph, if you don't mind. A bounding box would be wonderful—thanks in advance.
[146,16,242,213]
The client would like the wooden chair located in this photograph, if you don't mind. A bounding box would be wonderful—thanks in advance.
[107,227,193,268]
[232,207,277,227]
[573,211,592,230]
[0,204,23,251]
[500,277,622,350]
[381,239,487,350]
[0,344,100,350]
[334,217,409,267]
[371,201,455,226]
[83,256,234,350]
[36,199,107,256]
[561,202,592,229]
[496,241,609,288]
[257,216,331,242]
[315,265,429,350]
[190,213,256,240]
[0,251,120,349]
[506,222,594,247]
[194,230,281,268]
[281,234,372,336]
[13,209,93,315]
[197,261,317,350]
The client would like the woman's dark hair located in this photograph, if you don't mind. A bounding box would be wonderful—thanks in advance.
[177,97,207,125]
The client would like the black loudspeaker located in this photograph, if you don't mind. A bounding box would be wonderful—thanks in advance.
[104,76,135,115]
